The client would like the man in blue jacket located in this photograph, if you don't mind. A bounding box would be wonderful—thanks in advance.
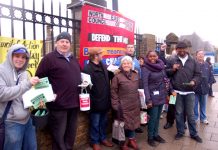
[167,41,203,143]
[114,44,141,75]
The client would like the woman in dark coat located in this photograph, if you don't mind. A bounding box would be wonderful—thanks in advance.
[111,56,140,150]
[141,50,174,147]
[206,57,216,97]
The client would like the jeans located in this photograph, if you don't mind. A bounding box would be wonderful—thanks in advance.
[175,93,197,137]
[90,112,108,144]
[147,104,163,139]
[194,94,208,121]
[49,108,79,150]
[125,129,135,138]
[166,104,186,125]
[4,118,37,150]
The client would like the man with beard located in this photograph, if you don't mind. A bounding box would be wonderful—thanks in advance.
[166,41,202,143]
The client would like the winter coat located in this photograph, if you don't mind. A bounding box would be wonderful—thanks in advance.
[0,44,32,124]
[111,70,140,130]
[166,55,201,92]
[141,59,169,106]
[83,61,111,112]
[194,61,213,95]
[35,49,81,109]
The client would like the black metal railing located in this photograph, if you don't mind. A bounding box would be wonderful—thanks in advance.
[0,0,81,56]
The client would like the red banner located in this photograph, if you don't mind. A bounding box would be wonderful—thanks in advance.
[80,4,135,68]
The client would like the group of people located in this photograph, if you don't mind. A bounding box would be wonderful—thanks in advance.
[0,31,216,150]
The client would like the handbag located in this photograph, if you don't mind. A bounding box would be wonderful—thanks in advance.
[0,78,19,150]
[79,88,90,111]
[140,111,148,124]
[138,89,147,109]
[112,120,125,145]
[112,105,125,145]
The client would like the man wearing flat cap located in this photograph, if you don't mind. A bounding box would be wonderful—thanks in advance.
[166,41,203,143]
[83,48,113,150]
[36,32,81,150]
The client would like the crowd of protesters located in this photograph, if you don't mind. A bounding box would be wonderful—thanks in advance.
[0,31,216,150]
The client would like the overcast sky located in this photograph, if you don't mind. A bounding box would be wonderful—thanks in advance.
[1,0,217,47]
[106,0,218,46]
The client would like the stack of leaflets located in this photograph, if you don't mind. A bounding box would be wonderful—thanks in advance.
[34,109,47,117]
[23,77,55,109]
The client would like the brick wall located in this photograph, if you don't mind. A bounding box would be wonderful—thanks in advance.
[36,111,113,149]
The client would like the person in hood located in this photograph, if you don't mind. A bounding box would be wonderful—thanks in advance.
[0,44,40,150]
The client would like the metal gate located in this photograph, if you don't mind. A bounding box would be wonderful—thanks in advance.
[0,0,81,56]
[0,0,143,59]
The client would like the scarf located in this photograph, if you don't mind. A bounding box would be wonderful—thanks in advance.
[144,58,165,72]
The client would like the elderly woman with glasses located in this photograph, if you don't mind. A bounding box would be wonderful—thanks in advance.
[111,56,140,150]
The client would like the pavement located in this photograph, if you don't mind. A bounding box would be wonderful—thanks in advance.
[77,77,218,150]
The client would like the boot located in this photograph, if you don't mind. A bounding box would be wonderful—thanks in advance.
[128,138,139,150]
[120,140,129,150]
[92,144,101,150]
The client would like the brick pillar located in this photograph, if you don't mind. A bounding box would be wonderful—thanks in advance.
[139,34,156,56]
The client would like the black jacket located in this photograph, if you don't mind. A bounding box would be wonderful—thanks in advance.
[166,55,201,92]
[83,61,111,112]
[194,62,213,95]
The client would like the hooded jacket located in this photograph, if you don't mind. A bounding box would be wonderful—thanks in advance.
[0,44,32,124]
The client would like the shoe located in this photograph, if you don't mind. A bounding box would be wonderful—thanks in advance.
[191,135,203,143]
[154,135,166,143]
[201,120,209,125]
[135,127,143,133]
[101,139,113,147]
[128,138,139,150]
[120,140,129,150]
[164,122,173,129]
[93,144,102,150]
[147,139,158,147]
[175,133,184,140]
[120,145,129,150]
[184,123,187,129]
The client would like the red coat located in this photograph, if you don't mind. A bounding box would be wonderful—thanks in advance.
[111,70,140,130]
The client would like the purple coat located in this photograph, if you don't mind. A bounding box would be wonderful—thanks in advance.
[141,59,168,106]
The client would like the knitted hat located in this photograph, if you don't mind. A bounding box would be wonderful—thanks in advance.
[56,32,71,43]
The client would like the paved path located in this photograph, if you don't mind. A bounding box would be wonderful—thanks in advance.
[78,77,218,150]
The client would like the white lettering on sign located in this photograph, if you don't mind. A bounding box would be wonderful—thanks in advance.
[105,58,118,65]
[87,10,134,32]
[91,34,111,42]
